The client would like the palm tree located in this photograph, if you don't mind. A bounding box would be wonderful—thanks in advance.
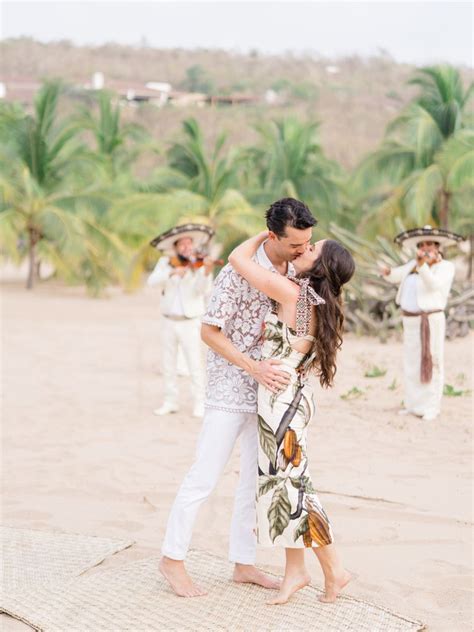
[410,66,472,138]
[167,118,235,202]
[115,117,261,289]
[351,65,473,235]
[76,90,149,179]
[239,117,345,231]
[154,118,261,243]
[0,82,121,291]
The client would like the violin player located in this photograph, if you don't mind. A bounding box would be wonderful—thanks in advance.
[147,224,218,418]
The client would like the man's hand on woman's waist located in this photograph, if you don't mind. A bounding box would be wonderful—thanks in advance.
[248,358,291,394]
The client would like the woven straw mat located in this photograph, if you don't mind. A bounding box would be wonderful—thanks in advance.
[1,549,425,631]
[1,525,134,595]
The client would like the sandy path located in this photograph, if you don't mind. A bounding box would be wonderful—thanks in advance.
[1,283,472,631]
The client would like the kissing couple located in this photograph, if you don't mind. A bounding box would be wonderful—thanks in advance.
[159,197,355,605]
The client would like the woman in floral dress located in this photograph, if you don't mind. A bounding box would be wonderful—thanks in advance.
[229,231,355,605]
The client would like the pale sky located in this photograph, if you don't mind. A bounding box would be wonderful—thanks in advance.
[1,1,472,66]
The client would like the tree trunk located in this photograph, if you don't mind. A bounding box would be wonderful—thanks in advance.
[469,233,474,282]
[26,227,39,290]
[439,189,450,229]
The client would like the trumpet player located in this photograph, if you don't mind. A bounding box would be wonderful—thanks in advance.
[380,225,463,421]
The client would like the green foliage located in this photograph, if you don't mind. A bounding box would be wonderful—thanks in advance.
[409,66,472,138]
[181,65,214,94]
[290,82,319,101]
[1,63,472,313]
[0,81,120,292]
[162,117,262,255]
[168,117,233,201]
[351,65,473,234]
[239,117,344,230]
[443,384,471,397]
[75,90,149,179]
[271,78,291,92]
[364,366,387,378]
[270,78,319,101]
[340,387,365,400]
[0,82,83,190]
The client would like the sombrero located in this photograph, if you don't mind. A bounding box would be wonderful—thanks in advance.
[150,223,215,252]
[394,225,465,251]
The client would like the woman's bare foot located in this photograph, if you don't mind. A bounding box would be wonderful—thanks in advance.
[158,557,207,598]
[267,572,311,605]
[319,569,352,603]
[233,564,281,590]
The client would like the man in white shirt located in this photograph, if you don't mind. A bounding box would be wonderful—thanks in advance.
[147,234,214,418]
[380,226,462,421]
[159,198,317,597]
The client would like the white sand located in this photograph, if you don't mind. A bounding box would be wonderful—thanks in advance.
[1,283,472,631]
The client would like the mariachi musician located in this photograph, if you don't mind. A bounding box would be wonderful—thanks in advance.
[380,225,464,421]
[147,224,220,418]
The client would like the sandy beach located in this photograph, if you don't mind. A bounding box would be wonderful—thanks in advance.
[1,282,472,631]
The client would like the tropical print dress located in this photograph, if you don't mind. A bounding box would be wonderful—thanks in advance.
[256,277,334,549]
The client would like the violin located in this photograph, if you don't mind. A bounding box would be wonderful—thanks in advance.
[169,253,224,270]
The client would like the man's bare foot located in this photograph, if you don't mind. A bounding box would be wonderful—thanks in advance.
[266,572,311,605]
[159,557,207,598]
[233,563,281,590]
[319,569,352,603]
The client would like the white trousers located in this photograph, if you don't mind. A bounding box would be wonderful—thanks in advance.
[161,408,258,564]
[403,312,445,417]
[161,316,205,409]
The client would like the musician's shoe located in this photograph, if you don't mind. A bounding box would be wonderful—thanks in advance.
[153,403,179,416]
[398,408,423,417]
[397,408,411,416]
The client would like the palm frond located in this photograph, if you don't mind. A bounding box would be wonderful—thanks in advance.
[403,165,443,224]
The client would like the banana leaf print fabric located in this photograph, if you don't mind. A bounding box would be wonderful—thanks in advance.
[257,287,334,549]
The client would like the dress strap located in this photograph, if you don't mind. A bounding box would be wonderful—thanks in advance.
[288,275,325,337]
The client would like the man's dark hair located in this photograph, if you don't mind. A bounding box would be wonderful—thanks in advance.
[265,198,317,237]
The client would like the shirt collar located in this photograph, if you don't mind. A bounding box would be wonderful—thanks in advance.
[255,241,296,276]
[255,241,275,271]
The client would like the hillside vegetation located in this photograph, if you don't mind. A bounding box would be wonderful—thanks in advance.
[1,40,472,339]
[1,38,426,168]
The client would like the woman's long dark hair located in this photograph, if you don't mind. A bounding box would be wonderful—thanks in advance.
[299,240,355,388]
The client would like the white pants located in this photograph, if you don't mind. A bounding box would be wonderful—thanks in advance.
[161,316,205,410]
[161,408,258,564]
[403,312,445,417]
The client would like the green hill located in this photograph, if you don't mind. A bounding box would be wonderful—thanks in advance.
[1,38,437,169]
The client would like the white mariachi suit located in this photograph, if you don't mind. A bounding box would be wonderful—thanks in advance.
[387,258,455,418]
[147,257,213,412]
[161,244,294,564]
